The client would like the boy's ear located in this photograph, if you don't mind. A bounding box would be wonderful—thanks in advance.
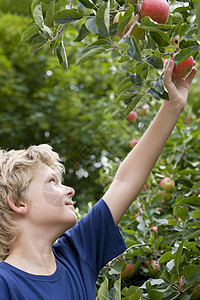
[7,195,28,215]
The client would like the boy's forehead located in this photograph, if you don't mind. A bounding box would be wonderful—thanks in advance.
[34,163,60,179]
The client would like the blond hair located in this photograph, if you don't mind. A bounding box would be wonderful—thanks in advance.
[0,144,65,261]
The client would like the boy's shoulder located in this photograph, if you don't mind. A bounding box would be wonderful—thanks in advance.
[0,262,14,278]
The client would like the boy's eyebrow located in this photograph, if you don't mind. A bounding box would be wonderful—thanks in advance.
[48,172,61,182]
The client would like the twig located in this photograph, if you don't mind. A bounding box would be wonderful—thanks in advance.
[170,285,194,300]
[119,13,140,44]
[107,243,150,266]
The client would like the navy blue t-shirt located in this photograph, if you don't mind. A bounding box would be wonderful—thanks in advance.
[0,199,127,300]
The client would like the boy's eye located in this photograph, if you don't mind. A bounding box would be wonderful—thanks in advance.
[49,177,56,183]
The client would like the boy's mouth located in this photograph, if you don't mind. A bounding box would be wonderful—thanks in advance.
[64,200,73,206]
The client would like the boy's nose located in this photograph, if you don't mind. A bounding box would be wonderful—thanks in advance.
[65,186,75,197]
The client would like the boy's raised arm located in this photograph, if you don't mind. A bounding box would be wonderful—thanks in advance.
[103,60,197,225]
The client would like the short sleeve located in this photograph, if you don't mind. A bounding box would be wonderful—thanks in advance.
[0,275,11,300]
[54,199,127,276]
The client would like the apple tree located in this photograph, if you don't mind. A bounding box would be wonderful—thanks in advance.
[23,0,200,115]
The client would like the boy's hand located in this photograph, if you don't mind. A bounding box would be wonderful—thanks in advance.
[163,60,197,112]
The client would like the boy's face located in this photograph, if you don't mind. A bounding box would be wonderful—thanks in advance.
[25,163,77,236]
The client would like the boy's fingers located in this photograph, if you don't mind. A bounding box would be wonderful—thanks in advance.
[185,68,197,85]
[163,60,174,88]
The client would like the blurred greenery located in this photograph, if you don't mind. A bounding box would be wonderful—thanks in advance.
[0,1,199,213]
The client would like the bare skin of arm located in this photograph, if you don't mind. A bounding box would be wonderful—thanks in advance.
[103,60,197,225]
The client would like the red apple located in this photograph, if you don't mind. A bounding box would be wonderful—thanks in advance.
[121,262,135,279]
[172,55,196,78]
[126,110,137,121]
[144,260,161,277]
[140,0,170,24]
[130,138,139,147]
[160,177,175,192]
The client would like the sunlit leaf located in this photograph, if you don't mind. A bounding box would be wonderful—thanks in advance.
[76,45,105,64]
[96,0,110,38]
[22,23,39,41]
[53,9,83,24]
[56,41,68,72]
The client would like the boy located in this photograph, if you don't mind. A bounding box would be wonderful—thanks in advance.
[0,61,197,299]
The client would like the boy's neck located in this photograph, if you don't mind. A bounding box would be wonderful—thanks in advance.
[4,240,57,276]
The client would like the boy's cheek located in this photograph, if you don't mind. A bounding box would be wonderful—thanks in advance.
[42,184,63,207]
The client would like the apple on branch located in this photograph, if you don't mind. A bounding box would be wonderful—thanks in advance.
[126,110,137,121]
[121,261,135,279]
[140,0,170,24]
[144,260,161,278]
[160,177,175,192]
[172,55,196,78]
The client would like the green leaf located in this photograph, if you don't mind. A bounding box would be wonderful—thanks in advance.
[183,229,200,240]
[42,24,53,39]
[150,31,170,47]
[31,0,40,15]
[159,251,175,264]
[116,77,133,94]
[22,24,39,41]
[116,42,130,51]
[76,45,105,64]
[140,16,174,32]
[183,265,200,284]
[176,195,200,208]
[114,276,121,300]
[151,77,164,94]
[33,3,45,29]
[126,36,142,62]
[79,0,94,9]
[85,18,99,34]
[195,1,200,29]
[146,281,162,300]
[56,41,68,72]
[53,9,83,24]
[123,95,142,115]
[29,36,47,54]
[174,206,188,222]
[179,23,190,37]
[129,72,144,86]
[175,240,184,275]
[121,285,141,298]
[98,277,109,300]
[148,88,169,100]
[45,0,55,28]
[192,210,200,218]
[74,23,89,42]
[173,46,200,64]
[96,0,110,38]
[145,55,163,69]
[117,6,134,35]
